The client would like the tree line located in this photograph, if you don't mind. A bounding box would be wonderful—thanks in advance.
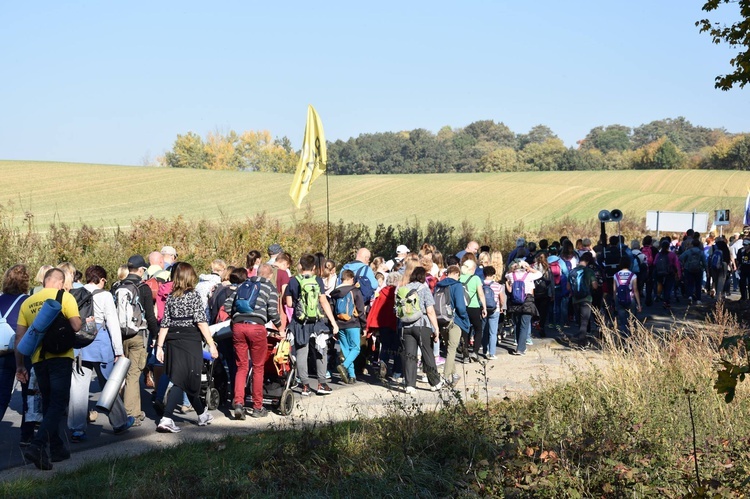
[161,117,749,173]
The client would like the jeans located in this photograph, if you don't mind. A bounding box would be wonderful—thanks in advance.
[482,309,500,356]
[32,357,72,454]
[232,322,267,409]
[710,267,727,298]
[0,353,16,421]
[658,275,676,306]
[401,326,440,388]
[616,304,635,338]
[68,360,127,431]
[122,334,147,417]
[440,324,461,378]
[685,270,703,302]
[513,314,532,354]
[295,340,327,387]
[377,327,402,375]
[338,327,361,379]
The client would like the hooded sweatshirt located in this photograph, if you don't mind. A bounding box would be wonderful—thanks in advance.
[434,277,470,332]
[329,284,366,329]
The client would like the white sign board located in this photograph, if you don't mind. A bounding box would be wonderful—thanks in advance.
[714,209,730,226]
[646,211,709,234]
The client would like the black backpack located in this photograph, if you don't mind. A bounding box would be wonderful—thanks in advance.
[41,290,76,355]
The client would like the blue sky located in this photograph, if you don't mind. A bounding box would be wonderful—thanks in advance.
[0,1,746,166]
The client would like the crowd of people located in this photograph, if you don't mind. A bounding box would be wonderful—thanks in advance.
[2,229,749,470]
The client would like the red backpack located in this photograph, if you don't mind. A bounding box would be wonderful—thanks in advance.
[549,260,562,286]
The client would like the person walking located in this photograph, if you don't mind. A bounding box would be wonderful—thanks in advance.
[505,259,542,356]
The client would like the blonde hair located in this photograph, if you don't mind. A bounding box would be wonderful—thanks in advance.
[57,262,76,291]
[490,251,504,282]
[399,254,420,286]
[117,265,129,281]
[419,253,434,273]
[211,259,227,274]
[35,265,53,284]
[478,251,490,267]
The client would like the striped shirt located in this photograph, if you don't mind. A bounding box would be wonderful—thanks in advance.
[223,277,281,328]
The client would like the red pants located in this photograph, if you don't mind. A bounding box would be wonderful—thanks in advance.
[232,323,267,409]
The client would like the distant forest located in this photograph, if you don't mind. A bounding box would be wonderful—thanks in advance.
[162,117,749,173]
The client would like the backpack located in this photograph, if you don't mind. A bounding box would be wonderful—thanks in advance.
[41,290,77,355]
[294,275,322,322]
[549,260,562,286]
[70,287,94,322]
[395,286,422,324]
[571,267,591,300]
[710,248,724,271]
[233,279,263,315]
[72,288,103,349]
[534,271,550,298]
[143,277,161,304]
[0,295,25,355]
[603,247,622,278]
[335,289,358,321]
[113,281,147,339]
[354,266,375,303]
[685,250,703,274]
[654,253,671,278]
[632,249,648,273]
[482,282,498,313]
[433,285,455,328]
[509,272,528,305]
[615,272,634,307]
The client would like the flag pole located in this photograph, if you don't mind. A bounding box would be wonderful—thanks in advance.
[326,166,330,258]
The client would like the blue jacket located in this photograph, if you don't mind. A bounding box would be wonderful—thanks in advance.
[435,277,470,332]
[339,261,377,291]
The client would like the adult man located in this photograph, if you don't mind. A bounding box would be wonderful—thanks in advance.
[285,254,339,396]
[339,248,378,305]
[736,239,750,301]
[160,246,178,270]
[456,241,479,261]
[15,268,82,470]
[434,265,469,386]
[113,255,159,424]
[228,264,281,419]
[146,251,170,281]
[267,243,283,265]
[569,252,599,347]
[385,244,409,271]
[577,238,596,259]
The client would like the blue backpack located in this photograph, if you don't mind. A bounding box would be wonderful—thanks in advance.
[233,279,263,314]
[482,282,497,312]
[571,267,591,300]
[710,248,724,270]
[354,266,375,303]
[335,290,357,321]
[615,272,634,307]
[510,272,528,305]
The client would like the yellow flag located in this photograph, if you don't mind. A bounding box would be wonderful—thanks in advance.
[289,105,327,208]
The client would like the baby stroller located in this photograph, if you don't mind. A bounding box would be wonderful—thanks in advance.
[498,316,518,351]
[200,348,230,411]
[245,329,296,416]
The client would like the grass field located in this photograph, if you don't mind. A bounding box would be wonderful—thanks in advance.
[1,160,748,230]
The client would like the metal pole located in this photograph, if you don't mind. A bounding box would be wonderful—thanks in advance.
[656,211,660,239]
[326,167,330,259]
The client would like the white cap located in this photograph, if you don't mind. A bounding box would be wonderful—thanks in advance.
[160,245,178,256]
[396,244,410,254]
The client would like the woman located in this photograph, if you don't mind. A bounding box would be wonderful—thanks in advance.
[533,253,553,336]
[31,265,52,295]
[613,256,641,337]
[68,266,133,441]
[654,240,681,309]
[505,259,542,356]
[710,238,731,300]
[399,267,443,394]
[155,262,219,433]
[245,250,262,278]
[0,265,29,428]
[322,259,337,297]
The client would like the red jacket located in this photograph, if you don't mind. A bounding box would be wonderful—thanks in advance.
[366,285,397,331]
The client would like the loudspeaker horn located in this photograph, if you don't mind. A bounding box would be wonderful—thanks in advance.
[610,209,623,222]
[598,210,611,222]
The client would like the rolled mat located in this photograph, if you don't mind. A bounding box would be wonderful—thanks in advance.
[96,356,131,412]
[16,299,62,356]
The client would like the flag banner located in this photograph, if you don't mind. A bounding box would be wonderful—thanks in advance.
[745,189,750,226]
[289,105,327,208]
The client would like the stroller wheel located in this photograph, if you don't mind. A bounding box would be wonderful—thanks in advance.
[206,387,221,411]
[279,389,295,416]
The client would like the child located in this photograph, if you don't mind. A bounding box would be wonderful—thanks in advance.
[481,266,503,359]
[329,270,366,384]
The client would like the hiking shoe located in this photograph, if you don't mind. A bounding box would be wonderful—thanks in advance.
[336,364,350,384]
[156,417,181,433]
[71,430,87,443]
[113,416,135,435]
[300,384,312,396]
[198,409,214,426]
[234,404,246,420]
[50,446,71,463]
[405,386,416,395]
[23,444,52,470]
[316,383,332,395]
[434,356,446,366]
[348,377,357,384]
[251,407,268,418]
[430,380,444,392]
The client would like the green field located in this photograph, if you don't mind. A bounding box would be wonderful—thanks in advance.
[1,160,748,230]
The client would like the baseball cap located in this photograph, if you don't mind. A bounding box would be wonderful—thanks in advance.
[127,254,148,270]
[396,244,410,254]
[160,245,178,257]
[267,243,283,255]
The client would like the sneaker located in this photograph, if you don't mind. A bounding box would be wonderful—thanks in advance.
[316,383,332,395]
[325,371,332,381]
[405,386,416,395]
[234,404,246,421]
[50,446,71,463]
[348,377,357,384]
[430,380,444,392]
[450,374,461,385]
[696,300,703,305]
[198,409,214,426]
[251,407,268,418]
[487,354,497,360]
[113,416,135,435]
[71,430,87,443]
[526,338,533,346]
[156,417,181,433]
[434,356,446,366]
[510,350,525,356]
[336,364,350,384]
[23,444,52,470]
[300,384,312,396]
[417,374,428,383]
